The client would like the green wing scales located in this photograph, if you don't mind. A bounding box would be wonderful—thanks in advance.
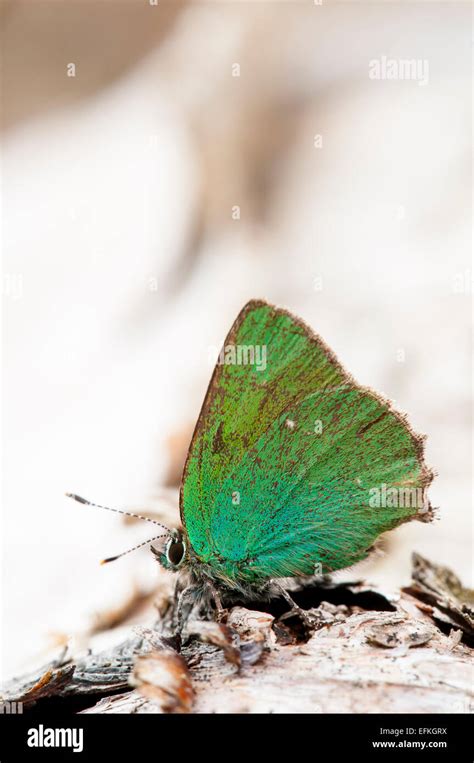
[180,300,433,587]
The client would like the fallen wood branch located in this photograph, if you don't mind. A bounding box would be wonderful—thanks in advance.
[2,555,472,714]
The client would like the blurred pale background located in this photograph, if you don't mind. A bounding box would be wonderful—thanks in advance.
[1,0,472,679]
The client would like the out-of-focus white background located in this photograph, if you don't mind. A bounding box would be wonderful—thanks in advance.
[1,1,472,679]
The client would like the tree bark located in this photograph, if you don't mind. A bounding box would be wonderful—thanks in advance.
[1,555,472,714]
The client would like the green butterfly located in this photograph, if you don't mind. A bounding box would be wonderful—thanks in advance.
[69,300,433,627]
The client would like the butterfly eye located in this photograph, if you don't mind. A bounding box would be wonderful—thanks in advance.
[166,538,186,568]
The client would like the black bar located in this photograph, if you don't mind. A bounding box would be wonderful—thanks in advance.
[0,712,471,760]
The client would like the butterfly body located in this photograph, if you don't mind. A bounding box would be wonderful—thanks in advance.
[154,300,433,615]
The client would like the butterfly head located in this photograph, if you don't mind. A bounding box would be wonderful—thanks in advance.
[152,528,188,572]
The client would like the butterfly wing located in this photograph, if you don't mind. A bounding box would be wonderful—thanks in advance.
[180,300,433,586]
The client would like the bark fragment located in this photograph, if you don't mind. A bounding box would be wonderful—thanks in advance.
[2,555,472,714]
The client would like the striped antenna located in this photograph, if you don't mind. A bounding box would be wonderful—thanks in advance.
[99,533,169,565]
[66,492,171,564]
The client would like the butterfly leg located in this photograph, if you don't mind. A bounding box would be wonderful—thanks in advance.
[205,580,228,622]
[175,584,200,635]
[270,581,316,629]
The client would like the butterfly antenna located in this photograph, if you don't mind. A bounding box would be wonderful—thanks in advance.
[65,493,171,565]
[100,533,169,565]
